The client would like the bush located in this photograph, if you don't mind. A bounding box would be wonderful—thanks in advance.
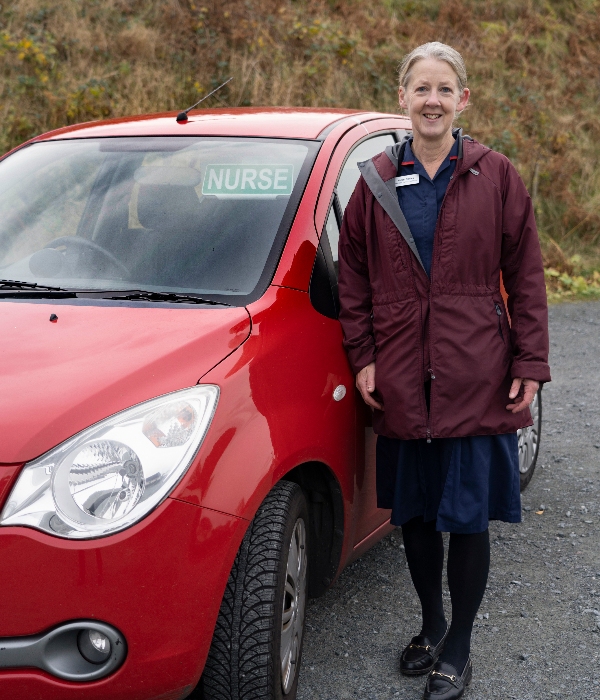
[1,0,599,282]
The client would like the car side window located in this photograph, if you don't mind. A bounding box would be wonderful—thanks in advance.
[336,134,396,211]
[310,132,397,320]
[323,205,340,277]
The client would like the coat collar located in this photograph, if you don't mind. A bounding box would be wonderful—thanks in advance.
[357,130,490,274]
[382,128,489,181]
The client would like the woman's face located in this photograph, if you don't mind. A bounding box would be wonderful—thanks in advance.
[399,58,470,143]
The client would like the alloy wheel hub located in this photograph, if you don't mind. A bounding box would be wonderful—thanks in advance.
[280,517,307,694]
[518,392,540,474]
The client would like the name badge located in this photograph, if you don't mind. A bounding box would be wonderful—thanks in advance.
[395,174,420,187]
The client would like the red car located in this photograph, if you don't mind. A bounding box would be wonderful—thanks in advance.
[0,107,541,700]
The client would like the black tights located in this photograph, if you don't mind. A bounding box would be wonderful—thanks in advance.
[401,516,490,673]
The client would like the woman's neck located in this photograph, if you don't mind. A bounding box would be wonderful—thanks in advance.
[411,131,456,178]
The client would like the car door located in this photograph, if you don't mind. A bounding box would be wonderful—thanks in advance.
[312,128,406,548]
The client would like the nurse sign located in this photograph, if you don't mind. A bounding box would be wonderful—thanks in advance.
[202,164,294,196]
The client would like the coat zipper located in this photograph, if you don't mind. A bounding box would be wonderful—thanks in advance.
[426,369,435,442]
[399,141,431,441]
[425,167,461,443]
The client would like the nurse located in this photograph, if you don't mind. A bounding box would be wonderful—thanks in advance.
[338,42,550,699]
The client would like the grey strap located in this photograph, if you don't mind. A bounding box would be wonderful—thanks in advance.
[358,159,425,271]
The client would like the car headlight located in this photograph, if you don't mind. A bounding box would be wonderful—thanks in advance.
[0,386,219,539]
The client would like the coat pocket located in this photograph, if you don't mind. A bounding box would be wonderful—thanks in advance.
[494,302,506,344]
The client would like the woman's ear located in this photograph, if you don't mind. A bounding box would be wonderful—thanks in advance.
[398,86,408,111]
[457,87,470,113]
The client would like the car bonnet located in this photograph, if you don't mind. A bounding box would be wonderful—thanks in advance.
[0,300,250,463]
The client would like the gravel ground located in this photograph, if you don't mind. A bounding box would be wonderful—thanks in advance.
[296,300,600,700]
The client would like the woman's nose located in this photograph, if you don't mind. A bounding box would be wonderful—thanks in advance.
[425,92,441,107]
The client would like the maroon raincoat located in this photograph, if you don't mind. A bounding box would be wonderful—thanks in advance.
[338,133,551,440]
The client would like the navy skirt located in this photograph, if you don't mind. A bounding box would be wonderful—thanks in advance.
[376,431,521,534]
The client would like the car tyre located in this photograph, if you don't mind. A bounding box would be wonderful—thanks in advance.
[199,480,309,700]
[518,388,542,491]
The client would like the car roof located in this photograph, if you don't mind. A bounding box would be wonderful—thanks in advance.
[32,107,407,142]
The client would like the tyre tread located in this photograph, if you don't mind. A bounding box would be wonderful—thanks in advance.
[202,480,303,700]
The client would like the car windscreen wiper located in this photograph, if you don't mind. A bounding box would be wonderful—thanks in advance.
[96,289,231,306]
[0,279,68,292]
[0,281,231,306]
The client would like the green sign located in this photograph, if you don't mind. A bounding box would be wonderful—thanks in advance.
[202,164,294,196]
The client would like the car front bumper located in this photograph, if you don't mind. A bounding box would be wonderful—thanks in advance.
[0,497,247,700]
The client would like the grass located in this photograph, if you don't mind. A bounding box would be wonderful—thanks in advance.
[1,0,600,298]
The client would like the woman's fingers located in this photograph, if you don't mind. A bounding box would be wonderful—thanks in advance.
[356,366,382,410]
[508,377,522,400]
[522,379,539,407]
[506,378,540,413]
[356,362,384,410]
[362,390,384,410]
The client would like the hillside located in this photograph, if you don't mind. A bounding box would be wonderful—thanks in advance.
[1,0,599,298]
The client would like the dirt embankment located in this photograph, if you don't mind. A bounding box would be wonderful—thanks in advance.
[2,1,600,279]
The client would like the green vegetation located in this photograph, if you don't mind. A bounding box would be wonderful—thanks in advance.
[1,0,599,300]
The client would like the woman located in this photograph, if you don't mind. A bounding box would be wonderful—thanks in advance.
[338,42,550,699]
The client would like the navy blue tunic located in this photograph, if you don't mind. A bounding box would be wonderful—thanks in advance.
[375,137,521,534]
[396,137,458,276]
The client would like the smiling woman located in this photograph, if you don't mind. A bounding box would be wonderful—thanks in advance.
[337,41,551,700]
[398,44,469,178]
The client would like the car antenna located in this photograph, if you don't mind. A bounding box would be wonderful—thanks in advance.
[176,77,233,123]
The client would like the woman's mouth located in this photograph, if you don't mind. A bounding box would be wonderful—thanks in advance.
[423,114,442,120]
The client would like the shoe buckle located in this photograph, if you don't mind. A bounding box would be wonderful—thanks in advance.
[431,670,458,683]
[409,643,432,652]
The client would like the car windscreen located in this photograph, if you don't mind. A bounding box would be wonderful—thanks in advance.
[0,136,318,304]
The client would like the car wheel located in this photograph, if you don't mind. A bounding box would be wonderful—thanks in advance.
[200,480,309,700]
[518,388,542,491]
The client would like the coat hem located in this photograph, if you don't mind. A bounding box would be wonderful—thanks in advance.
[372,425,526,440]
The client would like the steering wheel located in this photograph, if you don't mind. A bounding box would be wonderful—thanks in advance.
[45,236,130,278]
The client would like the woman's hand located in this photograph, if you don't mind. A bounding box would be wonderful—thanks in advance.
[356,362,384,410]
[506,378,539,413]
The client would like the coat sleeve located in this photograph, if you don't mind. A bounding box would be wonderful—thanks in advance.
[337,178,376,375]
[500,160,551,383]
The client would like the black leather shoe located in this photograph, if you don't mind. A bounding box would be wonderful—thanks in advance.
[423,658,472,699]
[400,625,449,676]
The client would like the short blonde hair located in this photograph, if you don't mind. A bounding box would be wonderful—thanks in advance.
[398,42,467,93]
